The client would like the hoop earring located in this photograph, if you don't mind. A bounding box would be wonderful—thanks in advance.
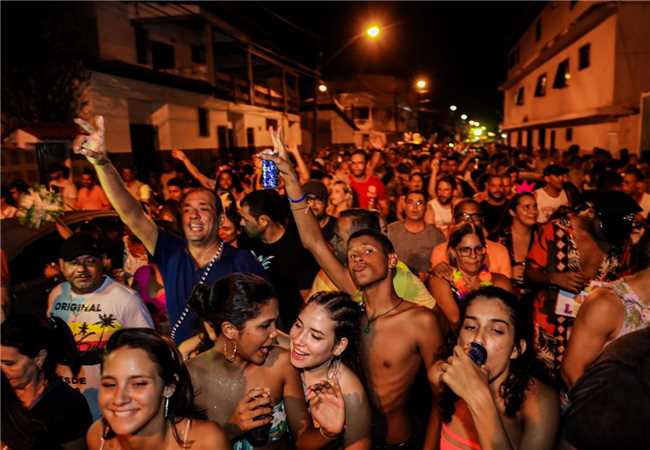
[224,339,237,362]
[164,396,170,419]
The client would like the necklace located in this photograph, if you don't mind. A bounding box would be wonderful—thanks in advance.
[170,240,224,340]
[362,298,404,334]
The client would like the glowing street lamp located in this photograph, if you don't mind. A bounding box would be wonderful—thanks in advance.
[416,79,427,90]
[318,83,328,93]
[367,25,381,39]
[460,114,468,120]
[473,128,483,137]
[449,105,457,112]
[474,121,481,127]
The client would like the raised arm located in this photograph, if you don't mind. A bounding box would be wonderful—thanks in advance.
[427,158,439,199]
[74,116,158,254]
[286,145,311,185]
[263,128,356,294]
[171,148,217,191]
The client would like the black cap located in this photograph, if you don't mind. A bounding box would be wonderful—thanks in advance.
[583,191,641,217]
[302,180,328,201]
[59,233,104,261]
[544,164,570,176]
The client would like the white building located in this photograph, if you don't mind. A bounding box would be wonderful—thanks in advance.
[501,1,650,154]
[84,2,307,168]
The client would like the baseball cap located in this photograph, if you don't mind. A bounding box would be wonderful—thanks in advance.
[59,233,104,261]
[302,180,328,202]
[544,164,570,176]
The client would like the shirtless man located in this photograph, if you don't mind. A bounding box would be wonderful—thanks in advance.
[263,129,443,448]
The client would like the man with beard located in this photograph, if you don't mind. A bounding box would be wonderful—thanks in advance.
[425,176,455,237]
[48,233,153,419]
[239,189,320,330]
[348,150,389,217]
[303,180,336,241]
[526,191,640,382]
[479,174,508,235]
[264,130,443,448]
[75,169,110,210]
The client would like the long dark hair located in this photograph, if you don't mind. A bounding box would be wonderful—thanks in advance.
[1,314,81,381]
[304,291,365,382]
[493,192,536,238]
[439,287,539,422]
[189,273,276,334]
[101,328,205,446]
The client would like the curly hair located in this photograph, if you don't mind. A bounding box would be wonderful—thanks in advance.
[439,286,539,422]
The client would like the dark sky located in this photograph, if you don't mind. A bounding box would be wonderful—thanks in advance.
[213,1,544,130]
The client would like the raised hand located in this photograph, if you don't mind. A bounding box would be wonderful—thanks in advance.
[439,345,490,401]
[262,127,294,177]
[171,148,187,161]
[73,115,108,165]
[305,378,345,438]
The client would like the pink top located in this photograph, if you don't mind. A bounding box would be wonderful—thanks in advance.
[440,423,481,450]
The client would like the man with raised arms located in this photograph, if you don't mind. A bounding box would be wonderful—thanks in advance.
[263,129,443,448]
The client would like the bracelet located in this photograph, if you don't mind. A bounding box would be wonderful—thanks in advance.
[287,193,306,203]
[319,427,338,440]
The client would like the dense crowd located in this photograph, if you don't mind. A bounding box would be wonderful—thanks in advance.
[1,117,649,450]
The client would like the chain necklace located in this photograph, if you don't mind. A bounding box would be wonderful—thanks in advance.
[361,297,404,334]
[170,240,224,340]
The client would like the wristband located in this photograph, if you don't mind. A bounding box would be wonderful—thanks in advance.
[287,193,306,203]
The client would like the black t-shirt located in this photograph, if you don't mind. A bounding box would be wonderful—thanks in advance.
[321,216,336,243]
[30,379,93,445]
[480,200,508,235]
[241,224,320,330]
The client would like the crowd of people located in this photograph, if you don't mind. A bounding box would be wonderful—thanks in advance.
[1,115,649,450]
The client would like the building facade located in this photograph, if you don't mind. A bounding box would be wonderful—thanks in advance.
[501,1,650,154]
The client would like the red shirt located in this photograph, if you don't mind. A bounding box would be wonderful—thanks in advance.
[348,175,386,209]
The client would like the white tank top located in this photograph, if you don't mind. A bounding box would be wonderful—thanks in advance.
[428,198,453,231]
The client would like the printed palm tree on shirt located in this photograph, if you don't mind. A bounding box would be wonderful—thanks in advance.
[95,313,117,348]
[75,321,96,347]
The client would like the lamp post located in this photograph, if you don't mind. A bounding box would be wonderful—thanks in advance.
[313,23,386,152]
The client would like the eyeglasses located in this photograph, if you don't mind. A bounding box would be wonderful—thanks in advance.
[406,199,425,207]
[456,245,486,257]
[454,212,484,223]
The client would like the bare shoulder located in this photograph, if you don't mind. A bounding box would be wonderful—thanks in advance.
[402,300,437,325]
[577,288,625,326]
[86,419,104,450]
[337,364,367,400]
[522,378,560,417]
[190,419,230,450]
[186,348,216,373]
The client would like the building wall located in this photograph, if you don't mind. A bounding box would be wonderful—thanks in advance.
[504,14,617,127]
[613,4,650,106]
[95,2,138,63]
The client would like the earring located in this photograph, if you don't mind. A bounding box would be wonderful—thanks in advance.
[224,339,237,362]
[164,396,170,419]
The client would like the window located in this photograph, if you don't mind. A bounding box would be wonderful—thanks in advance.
[151,40,175,69]
[246,127,255,148]
[535,19,542,42]
[553,59,570,89]
[135,27,149,65]
[217,126,228,149]
[538,128,546,148]
[353,107,370,120]
[515,86,525,105]
[534,73,547,97]
[565,128,573,142]
[265,118,278,131]
[191,44,206,64]
[198,108,209,137]
[579,43,590,70]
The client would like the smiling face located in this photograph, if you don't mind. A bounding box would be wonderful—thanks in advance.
[99,347,171,437]
[289,302,344,370]
[451,233,486,274]
[347,235,395,289]
[233,299,280,365]
[59,254,105,294]
[458,296,522,383]
[512,194,538,227]
[182,190,219,244]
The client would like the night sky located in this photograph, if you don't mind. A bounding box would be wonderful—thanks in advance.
[213,1,544,131]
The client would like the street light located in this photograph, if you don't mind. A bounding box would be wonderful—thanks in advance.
[416,79,427,90]
[367,25,380,39]
[449,105,457,112]
[460,114,468,120]
[318,83,328,93]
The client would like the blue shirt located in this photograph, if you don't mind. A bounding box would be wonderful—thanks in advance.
[153,229,266,343]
